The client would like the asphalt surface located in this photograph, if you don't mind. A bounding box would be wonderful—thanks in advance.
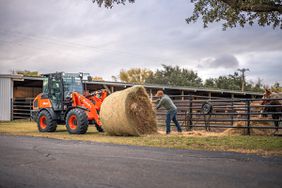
[0,135,281,188]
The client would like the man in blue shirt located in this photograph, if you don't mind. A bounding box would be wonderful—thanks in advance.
[155,90,182,134]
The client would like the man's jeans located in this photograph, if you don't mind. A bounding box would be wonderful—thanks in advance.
[166,109,182,134]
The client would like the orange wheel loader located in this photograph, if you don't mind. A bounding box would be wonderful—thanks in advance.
[31,72,107,134]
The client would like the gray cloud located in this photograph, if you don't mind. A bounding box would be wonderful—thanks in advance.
[198,54,239,69]
[241,52,282,85]
[0,0,281,85]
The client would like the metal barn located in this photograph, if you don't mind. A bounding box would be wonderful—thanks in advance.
[0,74,263,121]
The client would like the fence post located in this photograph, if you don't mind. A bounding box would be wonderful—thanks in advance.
[30,99,32,121]
[10,98,13,121]
[246,100,251,135]
[231,100,234,126]
[188,95,193,131]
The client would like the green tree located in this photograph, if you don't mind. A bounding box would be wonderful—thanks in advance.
[216,72,241,90]
[92,0,282,30]
[146,65,203,87]
[204,73,265,92]
[119,68,153,84]
[204,72,242,90]
[187,0,282,30]
[271,82,282,92]
[251,78,264,92]
[204,78,216,88]
[272,82,280,88]
[92,0,134,7]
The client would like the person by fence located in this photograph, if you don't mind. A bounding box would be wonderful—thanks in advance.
[155,90,182,134]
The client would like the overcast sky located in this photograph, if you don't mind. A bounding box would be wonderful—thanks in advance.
[0,0,281,85]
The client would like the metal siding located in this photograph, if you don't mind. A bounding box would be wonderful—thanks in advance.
[0,78,12,121]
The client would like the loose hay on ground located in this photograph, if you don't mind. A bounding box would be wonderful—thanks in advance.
[222,118,274,136]
[157,130,222,137]
[100,86,157,136]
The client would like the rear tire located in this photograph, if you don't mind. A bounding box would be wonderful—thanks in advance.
[66,108,88,134]
[37,110,57,132]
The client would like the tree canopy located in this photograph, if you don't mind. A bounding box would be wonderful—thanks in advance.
[114,66,268,92]
[92,0,134,8]
[92,0,282,30]
[271,82,282,92]
[187,0,282,30]
[145,65,203,87]
[204,72,265,92]
[119,68,153,84]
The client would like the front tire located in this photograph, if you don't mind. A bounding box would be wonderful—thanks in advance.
[37,110,57,132]
[66,108,88,134]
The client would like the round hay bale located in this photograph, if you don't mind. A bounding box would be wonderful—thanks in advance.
[100,86,157,136]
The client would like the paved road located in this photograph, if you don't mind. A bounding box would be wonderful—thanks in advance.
[0,135,281,188]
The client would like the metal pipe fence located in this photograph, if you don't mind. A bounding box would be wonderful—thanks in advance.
[154,95,282,135]
[14,95,282,135]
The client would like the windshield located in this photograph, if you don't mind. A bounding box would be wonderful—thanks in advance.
[42,77,48,94]
[63,74,83,98]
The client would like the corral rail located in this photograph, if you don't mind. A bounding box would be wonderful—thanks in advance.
[155,95,282,135]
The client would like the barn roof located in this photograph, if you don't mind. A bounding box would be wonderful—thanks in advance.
[0,74,263,97]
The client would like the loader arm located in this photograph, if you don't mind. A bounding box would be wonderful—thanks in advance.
[87,89,108,111]
[71,92,102,126]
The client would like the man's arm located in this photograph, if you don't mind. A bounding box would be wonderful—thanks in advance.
[156,98,163,109]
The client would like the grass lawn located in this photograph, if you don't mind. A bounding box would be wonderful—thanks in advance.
[0,120,282,156]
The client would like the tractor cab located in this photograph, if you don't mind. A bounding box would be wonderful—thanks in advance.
[42,72,84,111]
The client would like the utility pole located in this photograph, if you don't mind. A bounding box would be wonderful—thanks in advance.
[237,68,250,92]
